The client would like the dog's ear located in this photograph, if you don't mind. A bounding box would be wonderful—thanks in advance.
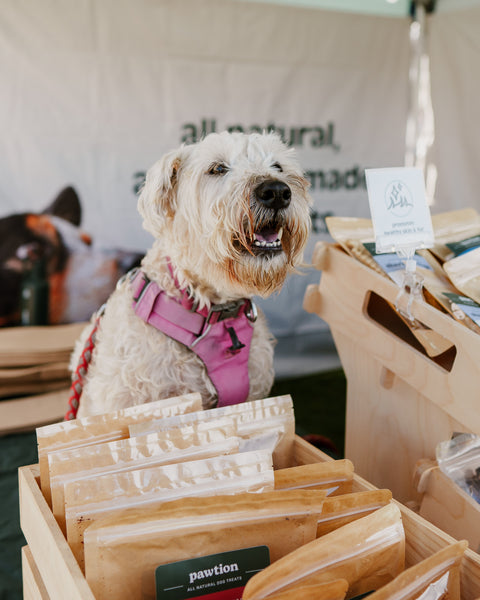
[137,147,185,235]
[43,186,82,226]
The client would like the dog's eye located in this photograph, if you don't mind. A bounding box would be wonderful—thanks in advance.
[272,162,283,172]
[208,163,229,176]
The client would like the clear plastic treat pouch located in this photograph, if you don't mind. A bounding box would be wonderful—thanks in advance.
[129,395,295,469]
[65,449,274,571]
[316,489,393,537]
[37,392,202,505]
[429,208,480,313]
[259,578,349,600]
[83,489,328,600]
[366,540,467,600]
[242,502,405,600]
[274,460,354,495]
[49,417,239,533]
[436,433,480,503]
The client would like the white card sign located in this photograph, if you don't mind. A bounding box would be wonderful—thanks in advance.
[365,167,434,254]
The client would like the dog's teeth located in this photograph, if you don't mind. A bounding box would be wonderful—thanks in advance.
[253,239,282,249]
[277,227,283,240]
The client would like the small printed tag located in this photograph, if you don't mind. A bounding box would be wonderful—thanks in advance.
[155,546,270,600]
[363,242,432,285]
[446,234,480,258]
[365,167,434,254]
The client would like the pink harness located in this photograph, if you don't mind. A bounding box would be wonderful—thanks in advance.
[130,268,257,407]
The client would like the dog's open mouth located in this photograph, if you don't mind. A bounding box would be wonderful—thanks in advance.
[250,225,284,254]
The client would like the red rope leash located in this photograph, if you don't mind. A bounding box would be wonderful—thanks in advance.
[65,315,101,420]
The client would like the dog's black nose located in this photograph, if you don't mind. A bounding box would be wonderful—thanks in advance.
[254,181,291,210]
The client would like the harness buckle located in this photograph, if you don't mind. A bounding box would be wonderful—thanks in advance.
[207,300,245,323]
[132,273,151,303]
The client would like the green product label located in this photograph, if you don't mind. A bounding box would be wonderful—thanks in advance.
[155,546,270,600]
[442,292,480,326]
[446,234,480,257]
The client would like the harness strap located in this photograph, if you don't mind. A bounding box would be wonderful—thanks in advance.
[65,267,256,419]
[130,270,256,407]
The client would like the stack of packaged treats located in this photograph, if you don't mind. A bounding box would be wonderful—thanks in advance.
[326,210,480,342]
[36,392,470,599]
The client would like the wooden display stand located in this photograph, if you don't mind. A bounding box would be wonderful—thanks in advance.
[304,242,480,504]
[18,436,480,599]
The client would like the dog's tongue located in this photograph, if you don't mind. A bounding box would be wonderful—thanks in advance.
[255,228,278,243]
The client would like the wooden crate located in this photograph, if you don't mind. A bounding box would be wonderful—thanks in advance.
[304,242,480,503]
[415,460,480,553]
[19,436,480,599]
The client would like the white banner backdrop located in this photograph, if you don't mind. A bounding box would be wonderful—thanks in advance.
[428,6,480,215]
[0,0,410,376]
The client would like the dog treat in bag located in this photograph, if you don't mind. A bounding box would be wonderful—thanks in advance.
[65,449,274,571]
[443,247,480,306]
[242,502,405,600]
[326,215,478,344]
[260,578,348,600]
[84,489,328,600]
[366,540,467,600]
[129,395,295,468]
[316,489,392,537]
[274,460,354,494]
[429,208,480,262]
[425,208,480,307]
[49,417,238,533]
[37,392,202,504]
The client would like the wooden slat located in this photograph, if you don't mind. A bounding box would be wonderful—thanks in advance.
[418,466,480,553]
[19,465,96,600]
[22,546,50,600]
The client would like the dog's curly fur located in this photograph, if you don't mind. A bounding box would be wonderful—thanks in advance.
[72,132,312,417]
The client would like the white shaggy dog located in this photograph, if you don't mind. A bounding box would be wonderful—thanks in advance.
[71,131,312,417]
